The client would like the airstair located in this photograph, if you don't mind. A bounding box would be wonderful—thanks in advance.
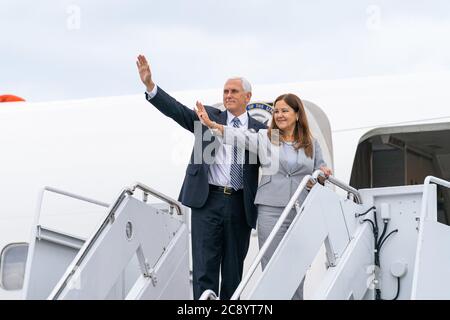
[22,173,450,300]
[23,183,191,299]
[226,171,450,300]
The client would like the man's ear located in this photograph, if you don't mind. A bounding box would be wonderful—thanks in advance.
[246,92,252,102]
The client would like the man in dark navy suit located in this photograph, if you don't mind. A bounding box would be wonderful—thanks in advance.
[136,55,266,299]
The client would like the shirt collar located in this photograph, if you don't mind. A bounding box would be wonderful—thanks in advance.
[226,110,249,127]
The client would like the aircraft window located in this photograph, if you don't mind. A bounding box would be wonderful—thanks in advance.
[0,243,28,291]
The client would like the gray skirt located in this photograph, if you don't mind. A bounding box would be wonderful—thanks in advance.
[257,204,304,300]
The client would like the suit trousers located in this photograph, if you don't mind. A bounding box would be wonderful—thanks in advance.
[257,204,305,300]
[191,188,251,300]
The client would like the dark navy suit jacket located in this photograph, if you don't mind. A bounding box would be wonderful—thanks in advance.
[146,87,266,228]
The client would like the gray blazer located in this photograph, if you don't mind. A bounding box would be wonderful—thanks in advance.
[220,127,326,207]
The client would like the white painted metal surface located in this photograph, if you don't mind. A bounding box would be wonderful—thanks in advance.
[359,185,435,300]
[236,177,449,300]
[411,221,450,299]
[23,185,190,300]
[247,183,365,299]
[51,195,189,300]
[20,175,450,300]
[411,177,450,299]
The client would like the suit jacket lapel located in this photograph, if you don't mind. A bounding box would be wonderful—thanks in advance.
[217,111,228,125]
[292,147,307,174]
[248,114,259,130]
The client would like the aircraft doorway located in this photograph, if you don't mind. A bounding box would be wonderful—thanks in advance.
[350,123,450,225]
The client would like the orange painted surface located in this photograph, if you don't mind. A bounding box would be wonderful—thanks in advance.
[0,95,26,102]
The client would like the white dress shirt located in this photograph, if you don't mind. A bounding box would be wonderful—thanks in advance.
[146,85,158,99]
[208,111,248,188]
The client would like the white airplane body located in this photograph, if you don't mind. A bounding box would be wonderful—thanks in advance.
[0,71,449,299]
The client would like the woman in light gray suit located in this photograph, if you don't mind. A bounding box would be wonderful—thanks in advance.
[195,93,332,299]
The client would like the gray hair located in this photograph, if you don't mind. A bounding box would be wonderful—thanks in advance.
[227,77,252,93]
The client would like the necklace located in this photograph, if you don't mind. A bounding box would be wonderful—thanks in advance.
[282,136,295,143]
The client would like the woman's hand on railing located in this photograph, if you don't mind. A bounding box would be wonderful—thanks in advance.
[315,166,332,185]
[320,166,332,178]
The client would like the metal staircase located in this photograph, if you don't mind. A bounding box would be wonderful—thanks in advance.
[22,174,450,300]
[229,172,450,300]
[23,183,191,300]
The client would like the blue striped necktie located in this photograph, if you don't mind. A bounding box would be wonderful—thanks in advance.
[230,118,243,190]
